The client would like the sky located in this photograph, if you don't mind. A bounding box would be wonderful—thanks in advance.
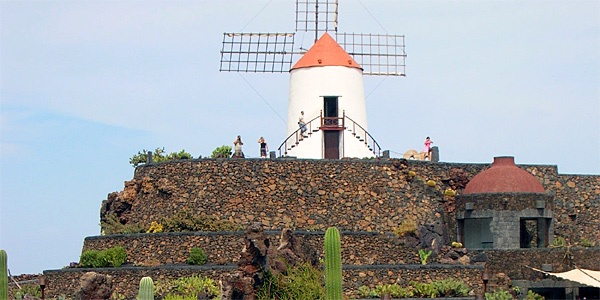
[1,0,598,275]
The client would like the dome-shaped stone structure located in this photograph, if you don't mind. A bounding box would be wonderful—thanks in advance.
[463,156,544,194]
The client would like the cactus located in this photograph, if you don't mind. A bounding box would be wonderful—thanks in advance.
[137,276,154,300]
[324,227,343,300]
[1,249,7,300]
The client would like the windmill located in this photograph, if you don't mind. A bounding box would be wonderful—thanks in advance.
[219,0,406,159]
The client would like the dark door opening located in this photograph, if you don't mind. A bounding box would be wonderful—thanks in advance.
[520,218,550,248]
[324,131,339,159]
[323,96,340,159]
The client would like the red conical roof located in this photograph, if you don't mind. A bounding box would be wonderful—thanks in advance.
[463,157,545,194]
[291,32,362,71]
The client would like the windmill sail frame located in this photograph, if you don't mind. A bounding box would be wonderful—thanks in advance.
[219,33,296,73]
[295,0,338,41]
[219,0,406,76]
[336,33,406,76]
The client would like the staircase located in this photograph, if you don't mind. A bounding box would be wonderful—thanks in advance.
[277,112,382,158]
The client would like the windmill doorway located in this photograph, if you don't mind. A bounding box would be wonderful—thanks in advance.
[323,96,340,159]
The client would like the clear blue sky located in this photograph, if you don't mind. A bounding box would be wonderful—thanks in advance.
[1,0,598,275]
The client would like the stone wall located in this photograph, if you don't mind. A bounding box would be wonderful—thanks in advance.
[104,158,599,243]
[41,245,598,298]
[82,231,435,268]
[43,265,233,299]
[42,264,485,299]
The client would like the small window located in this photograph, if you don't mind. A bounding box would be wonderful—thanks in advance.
[520,218,550,248]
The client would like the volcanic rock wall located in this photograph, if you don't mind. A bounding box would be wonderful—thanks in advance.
[102,158,599,243]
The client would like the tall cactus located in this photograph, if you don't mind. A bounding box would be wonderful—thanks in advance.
[324,227,343,300]
[1,249,8,300]
[137,276,154,300]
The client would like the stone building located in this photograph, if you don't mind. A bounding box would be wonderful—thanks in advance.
[456,156,554,250]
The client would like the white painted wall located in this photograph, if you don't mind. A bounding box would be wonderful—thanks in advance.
[284,65,375,159]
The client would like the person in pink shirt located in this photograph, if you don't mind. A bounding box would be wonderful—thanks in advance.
[424,136,433,160]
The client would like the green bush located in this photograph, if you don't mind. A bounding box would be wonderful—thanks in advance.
[257,262,324,300]
[103,246,127,267]
[155,275,220,299]
[211,145,232,158]
[374,284,413,298]
[550,236,567,248]
[129,147,192,167]
[187,248,207,265]
[525,290,545,300]
[79,250,108,268]
[15,284,42,297]
[165,149,193,161]
[485,289,515,300]
[410,281,439,298]
[79,246,127,268]
[359,279,470,299]
[432,278,469,297]
[580,238,594,247]
[357,285,378,298]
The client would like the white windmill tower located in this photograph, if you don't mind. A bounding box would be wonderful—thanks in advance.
[220,0,406,159]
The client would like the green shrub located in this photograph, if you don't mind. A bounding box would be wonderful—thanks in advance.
[211,145,232,158]
[156,275,219,299]
[525,290,545,300]
[15,284,42,297]
[129,147,192,167]
[187,248,207,265]
[410,281,439,298]
[432,278,469,297]
[79,246,127,268]
[550,236,567,248]
[103,246,127,267]
[580,238,594,247]
[485,289,515,300]
[79,250,107,268]
[257,262,324,300]
[357,285,378,298]
[375,284,413,298]
[165,149,193,160]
